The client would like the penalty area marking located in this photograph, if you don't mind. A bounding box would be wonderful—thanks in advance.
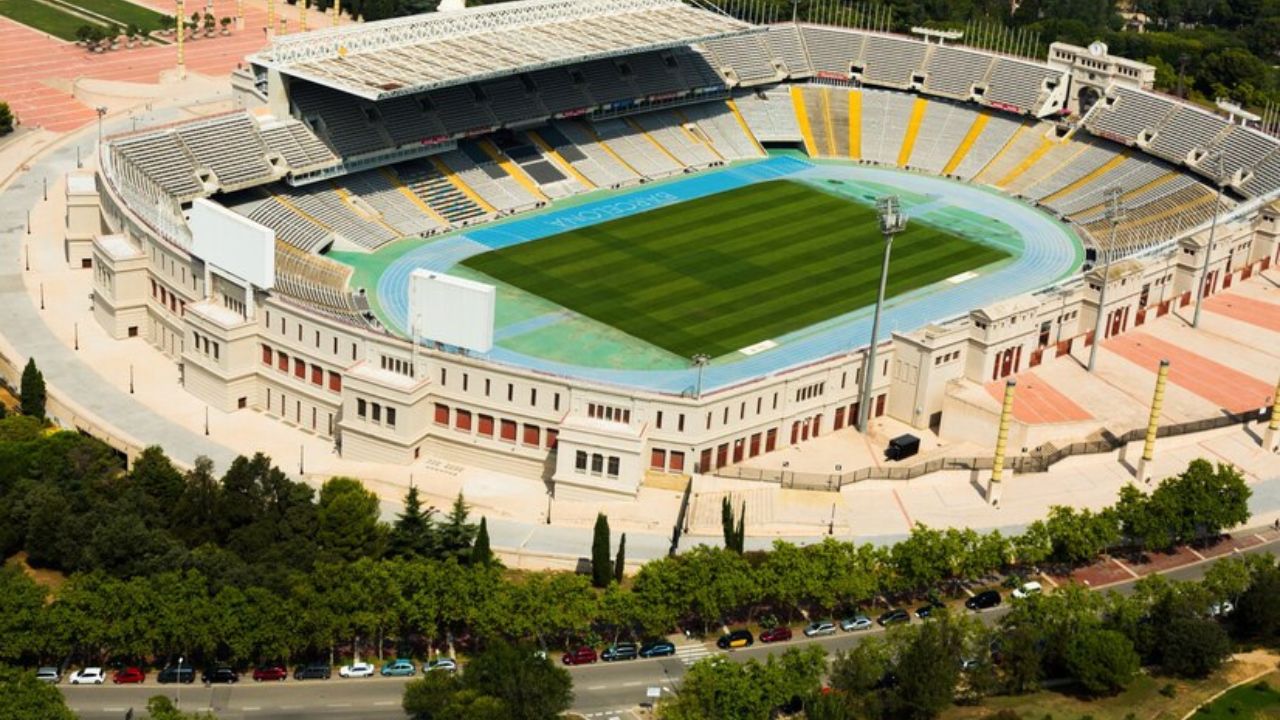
[739,339,778,356]
[946,271,979,284]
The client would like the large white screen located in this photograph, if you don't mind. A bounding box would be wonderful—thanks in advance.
[408,270,495,354]
[188,198,275,289]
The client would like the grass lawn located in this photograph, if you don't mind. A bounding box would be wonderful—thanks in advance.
[0,0,104,40]
[1197,674,1280,720]
[61,0,171,33]
[462,180,1010,358]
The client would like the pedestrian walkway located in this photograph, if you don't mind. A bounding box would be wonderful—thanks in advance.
[673,644,715,667]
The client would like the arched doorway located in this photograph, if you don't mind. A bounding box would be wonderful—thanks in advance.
[1077,85,1102,116]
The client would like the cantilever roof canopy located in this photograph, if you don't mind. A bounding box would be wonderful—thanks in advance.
[250,0,756,101]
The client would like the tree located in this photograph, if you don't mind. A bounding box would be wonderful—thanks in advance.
[470,516,492,565]
[659,646,826,720]
[0,101,13,136]
[1064,628,1140,696]
[1233,560,1280,640]
[0,665,76,720]
[1159,616,1231,677]
[316,476,386,561]
[437,493,477,561]
[145,695,217,719]
[999,625,1045,695]
[889,612,971,720]
[129,445,186,526]
[458,642,572,720]
[591,513,612,588]
[720,498,746,553]
[19,359,45,420]
[388,485,437,558]
[613,532,626,585]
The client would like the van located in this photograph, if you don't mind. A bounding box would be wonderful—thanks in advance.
[157,666,196,684]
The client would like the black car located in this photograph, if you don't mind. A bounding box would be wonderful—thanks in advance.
[601,642,639,662]
[877,609,910,626]
[638,641,676,658]
[294,662,331,681]
[201,667,239,684]
[965,590,1002,611]
[716,629,755,649]
[156,666,195,684]
[915,602,943,619]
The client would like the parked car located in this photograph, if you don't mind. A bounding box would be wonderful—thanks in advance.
[877,609,911,626]
[561,646,598,665]
[841,615,873,632]
[1209,600,1235,617]
[423,659,457,673]
[252,665,288,682]
[70,668,106,685]
[294,662,331,681]
[35,667,61,684]
[804,621,837,637]
[916,601,944,619]
[965,590,1002,611]
[716,629,754,649]
[1012,581,1043,599]
[381,659,416,677]
[638,641,676,658]
[338,662,374,679]
[157,666,195,684]
[202,667,239,684]
[760,626,793,643]
[601,642,639,662]
[112,667,145,684]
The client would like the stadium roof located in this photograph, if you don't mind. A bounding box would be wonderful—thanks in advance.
[250,0,755,101]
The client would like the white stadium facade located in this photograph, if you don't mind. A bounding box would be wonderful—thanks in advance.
[78,0,1280,498]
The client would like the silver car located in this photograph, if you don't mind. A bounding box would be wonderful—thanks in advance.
[840,615,873,632]
[803,621,837,637]
[35,667,60,684]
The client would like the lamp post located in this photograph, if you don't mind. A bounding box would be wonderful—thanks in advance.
[1191,153,1227,329]
[96,106,107,142]
[857,196,907,433]
[1087,187,1125,372]
[129,364,134,394]
[692,353,710,399]
[176,656,184,706]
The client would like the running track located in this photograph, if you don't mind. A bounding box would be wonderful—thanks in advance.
[375,157,1083,394]
[985,371,1092,424]
[1104,332,1273,414]
[1205,293,1280,333]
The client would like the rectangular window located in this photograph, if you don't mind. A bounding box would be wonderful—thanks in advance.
[607,456,620,478]
[575,450,588,471]
[656,411,663,429]
[651,448,667,469]
[530,388,537,406]
[294,358,305,379]
[386,407,397,428]
[262,345,273,365]
[500,419,517,442]
[278,352,289,372]
[485,378,491,396]
[440,368,447,385]
[357,398,367,418]
[591,454,604,475]
[478,414,495,437]
[462,373,469,392]
[371,403,382,423]
[554,393,560,411]
[311,365,323,385]
[545,428,558,449]
[456,409,472,431]
[434,403,450,426]
[522,424,540,446]
[507,384,514,402]
[329,372,342,393]
[678,414,685,432]
[669,451,685,472]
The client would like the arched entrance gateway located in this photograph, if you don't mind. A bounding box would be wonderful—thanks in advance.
[1046,40,1157,115]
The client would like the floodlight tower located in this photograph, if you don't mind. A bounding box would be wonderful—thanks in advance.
[857,196,907,433]
[692,354,711,399]
[1087,187,1126,373]
[1191,152,1227,329]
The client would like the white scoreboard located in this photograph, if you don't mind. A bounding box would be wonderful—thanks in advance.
[408,270,496,354]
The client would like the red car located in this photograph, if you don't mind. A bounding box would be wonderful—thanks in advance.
[252,665,289,682]
[561,647,598,666]
[760,627,793,643]
[112,667,145,684]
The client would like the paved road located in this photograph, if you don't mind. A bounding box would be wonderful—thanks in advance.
[62,534,1279,719]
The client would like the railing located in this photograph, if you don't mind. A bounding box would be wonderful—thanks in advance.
[713,408,1268,492]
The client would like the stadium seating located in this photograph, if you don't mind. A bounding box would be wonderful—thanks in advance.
[907,100,981,174]
[269,184,402,250]
[702,34,781,84]
[1044,155,1171,216]
[336,170,444,236]
[111,132,205,200]
[799,25,864,77]
[547,121,644,187]
[258,119,340,173]
[1084,86,1176,146]
[1241,149,1280,197]
[377,95,450,147]
[630,112,721,167]
[428,85,499,135]
[1018,139,1122,200]
[490,133,586,199]
[237,196,335,254]
[922,45,993,100]
[734,88,803,143]
[983,59,1061,114]
[679,102,766,160]
[528,66,593,114]
[861,35,928,89]
[589,118,685,179]
[394,160,491,225]
[764,25,813,77]
[174,113,278,189]
[1146,106,1229,165]
[479,76,549,124]
[291,82,395,157]
[947,112,1025,180]
[436,146,540,213]
[273,242,368,326]
[1205,125,1278,180]
[860,89,915,166]
[972,122,1055,185]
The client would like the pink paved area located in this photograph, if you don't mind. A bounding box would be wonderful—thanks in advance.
[1054,529,1280,589]
[1123,545,1200,576]
[0,0,272,132]
[1205,293,1280,333]
[984,370,1092,424]
[1104,332,1273,414]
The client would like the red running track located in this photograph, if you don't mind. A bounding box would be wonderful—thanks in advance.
[1204,292,1280,333]
[1104,332,1273,414]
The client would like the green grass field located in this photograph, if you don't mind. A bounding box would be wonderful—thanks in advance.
[0,0,104,40]
[462,180,1011,358]
[64,0,171,33]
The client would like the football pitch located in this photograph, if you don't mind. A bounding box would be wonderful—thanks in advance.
[461,179,1012,358]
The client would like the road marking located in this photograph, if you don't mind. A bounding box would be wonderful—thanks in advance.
[588,685,607,690]
[242,707,260,711]
[327,703,353,708]
[891,489,914,530]
[1188,546,1207,561]
[103,708,125,712]
[374,701,396,706]
[1041,573,1060,589]
[621,681,641,687]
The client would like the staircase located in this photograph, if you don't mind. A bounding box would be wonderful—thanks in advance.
[395,160,488,225]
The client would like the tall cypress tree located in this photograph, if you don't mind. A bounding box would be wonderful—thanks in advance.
[388,485,435,558]
[613,533,626,585]
[20,358,46,420]
[470,516,491,565]
[721,497,734,549]
[734,502,746,553]
[591,513,612,588]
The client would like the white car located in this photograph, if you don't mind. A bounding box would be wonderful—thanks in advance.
[69,668,106,685]
[424,658,457,673]
[1011,581,1043,599]
[1209,600,1235,617]
[338,662,375,678]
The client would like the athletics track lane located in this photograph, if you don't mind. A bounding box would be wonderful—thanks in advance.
[1103,332,1273,414]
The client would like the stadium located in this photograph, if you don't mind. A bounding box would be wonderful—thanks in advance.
[83,0,1280,497]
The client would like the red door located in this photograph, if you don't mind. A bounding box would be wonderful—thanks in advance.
[766,428,778,452]
[875,394,886,417]
[790,421,799,444]
[732,439,744,463]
